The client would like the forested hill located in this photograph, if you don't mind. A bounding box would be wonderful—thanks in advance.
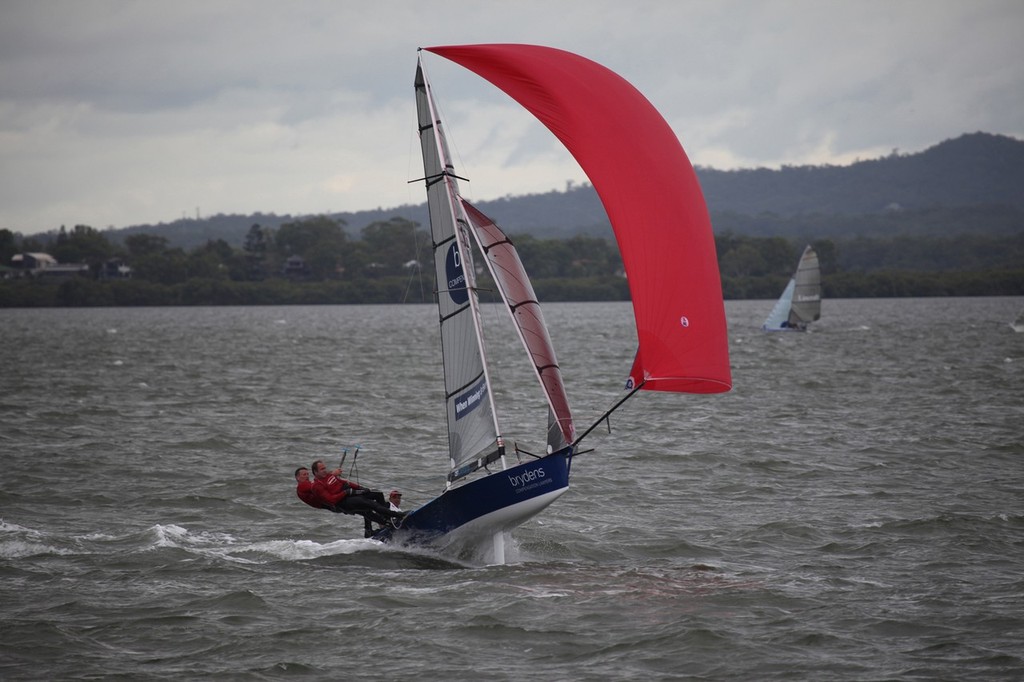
[699,131,1024,215]
[110,131,1023,249]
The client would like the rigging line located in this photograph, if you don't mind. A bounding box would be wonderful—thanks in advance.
[437,286,492,295]
[401,220,426,304]
[565,447,595,461]
[572,379,646,447]
[515,444,587,461]
[513,444,543,460]
[515,442,593,462]
[401,264,418,303]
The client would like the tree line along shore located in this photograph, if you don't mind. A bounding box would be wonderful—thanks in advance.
[1,217,1021,307]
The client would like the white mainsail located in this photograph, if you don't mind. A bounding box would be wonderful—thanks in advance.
[415,59,504,484]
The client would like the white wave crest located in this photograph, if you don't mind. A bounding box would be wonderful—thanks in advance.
[0,538,74,559]
[147,524,376,563]
[0,519,72,558]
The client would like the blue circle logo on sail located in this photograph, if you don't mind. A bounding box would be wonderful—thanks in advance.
[446,243,468,304]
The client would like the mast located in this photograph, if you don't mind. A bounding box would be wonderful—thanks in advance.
[415,53,506,486]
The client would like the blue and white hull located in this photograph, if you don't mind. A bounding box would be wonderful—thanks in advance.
[372,448,571,553]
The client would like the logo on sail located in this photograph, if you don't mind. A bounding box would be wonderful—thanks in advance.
[454,376,488,420]
[446,243,468,304]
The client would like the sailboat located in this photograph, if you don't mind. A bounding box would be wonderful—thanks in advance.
[1011,310,1024,332]
[372,45,731,561]
[761,245,821,331]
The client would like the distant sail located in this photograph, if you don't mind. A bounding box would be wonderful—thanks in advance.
[763,245,821,331]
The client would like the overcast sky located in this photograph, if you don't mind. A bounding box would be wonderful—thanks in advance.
[2,0,1022,236]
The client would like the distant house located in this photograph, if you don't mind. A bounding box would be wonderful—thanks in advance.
[100,258,132,279]
[10,252,89,279]
[281,255,310,279]
[11,252,57,271]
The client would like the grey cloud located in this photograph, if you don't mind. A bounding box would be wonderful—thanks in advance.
[1,0,1021,234]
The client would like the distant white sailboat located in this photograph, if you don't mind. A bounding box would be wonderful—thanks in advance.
[762,245,821,332]
[1011,310,1024,332]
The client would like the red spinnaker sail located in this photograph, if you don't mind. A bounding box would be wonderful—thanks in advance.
[425,44,731,394]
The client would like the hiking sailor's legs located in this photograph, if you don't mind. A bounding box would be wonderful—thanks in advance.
[336,493,401,526]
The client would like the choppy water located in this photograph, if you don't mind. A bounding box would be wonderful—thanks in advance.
[1,298,1022,680]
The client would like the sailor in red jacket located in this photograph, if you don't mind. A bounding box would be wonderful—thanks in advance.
[296,460,405,537]
[313,460,371,506]
[294,466,325,509]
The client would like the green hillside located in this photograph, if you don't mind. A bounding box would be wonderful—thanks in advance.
[53,131,1023,250]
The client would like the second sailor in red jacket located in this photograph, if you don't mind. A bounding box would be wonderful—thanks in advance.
[298,460,405,536]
